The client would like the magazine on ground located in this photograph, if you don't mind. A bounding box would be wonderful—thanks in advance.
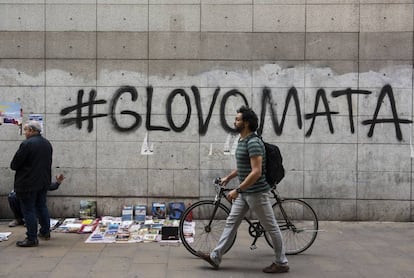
[168,202,185,220]
[54,218,99,233]
[78,219,99,234]
[50,218,62,229]
[151,202,166,219]
[85,217,175,244]
[134,205,147,223]
[54,218,83,233]
[122,205,133,222]
[79,200,97,219]
[0,232,11,242]
[182,221,196,244]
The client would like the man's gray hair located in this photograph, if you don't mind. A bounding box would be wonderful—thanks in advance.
[26,120,42,133]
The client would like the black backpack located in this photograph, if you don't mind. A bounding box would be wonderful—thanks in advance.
[250,135,285,185]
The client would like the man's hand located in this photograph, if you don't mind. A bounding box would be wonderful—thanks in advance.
[220,169,237,187]
[220,176,231,187]
[226,189,239,202]
[56,174,65,184]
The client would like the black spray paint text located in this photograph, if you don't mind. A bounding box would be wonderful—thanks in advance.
[60,84,412,141]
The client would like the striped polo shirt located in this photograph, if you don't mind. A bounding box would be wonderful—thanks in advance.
[235,133,270,193]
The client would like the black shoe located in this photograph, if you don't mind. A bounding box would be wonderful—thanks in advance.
[38,233,50,240]
[196,251,219,269]
[16,238,39,247]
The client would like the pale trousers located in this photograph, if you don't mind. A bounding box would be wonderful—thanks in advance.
[210,191,288,266]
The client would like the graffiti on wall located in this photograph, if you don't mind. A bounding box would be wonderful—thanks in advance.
[60,84,412,141]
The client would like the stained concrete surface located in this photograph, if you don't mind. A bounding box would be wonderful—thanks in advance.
[0,221,413,278]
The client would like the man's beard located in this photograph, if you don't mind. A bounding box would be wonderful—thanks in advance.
[235,124,244,133]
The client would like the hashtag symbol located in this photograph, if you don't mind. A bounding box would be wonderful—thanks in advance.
[60,89,107,132]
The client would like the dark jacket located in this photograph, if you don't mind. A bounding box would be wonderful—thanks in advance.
[48,181,61,191]
[10,134,53,196]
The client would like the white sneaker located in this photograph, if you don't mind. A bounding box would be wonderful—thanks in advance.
[8,219,24,227]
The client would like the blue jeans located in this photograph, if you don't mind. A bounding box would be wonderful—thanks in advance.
[210,191,288,266]
[18,189,50,241]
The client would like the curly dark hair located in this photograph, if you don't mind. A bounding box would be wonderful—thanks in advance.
[237,106,258,132]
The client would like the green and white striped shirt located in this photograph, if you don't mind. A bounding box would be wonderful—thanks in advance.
[235,133,270,193]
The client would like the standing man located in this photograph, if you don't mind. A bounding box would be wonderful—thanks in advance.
[10,120,53,247]
[197,106,289,273]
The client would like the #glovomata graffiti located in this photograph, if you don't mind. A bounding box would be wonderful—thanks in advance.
[60,84,412,146]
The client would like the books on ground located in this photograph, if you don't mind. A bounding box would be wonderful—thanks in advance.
[182,221,196,243]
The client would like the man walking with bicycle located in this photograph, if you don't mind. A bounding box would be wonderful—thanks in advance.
[197,106,289,273]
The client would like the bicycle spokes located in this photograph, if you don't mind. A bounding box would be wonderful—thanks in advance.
[266,199,318,255]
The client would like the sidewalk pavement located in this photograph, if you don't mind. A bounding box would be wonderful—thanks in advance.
[0,221,413,278]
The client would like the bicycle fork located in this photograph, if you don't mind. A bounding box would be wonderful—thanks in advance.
[204,200,224,233]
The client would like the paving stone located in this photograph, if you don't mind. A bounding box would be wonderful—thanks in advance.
[1,221,413,277]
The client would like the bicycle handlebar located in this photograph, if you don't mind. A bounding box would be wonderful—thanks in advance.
[213,178,232,198]
[214,177,221,185]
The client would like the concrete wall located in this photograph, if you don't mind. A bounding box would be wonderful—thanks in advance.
[0,0,413,221]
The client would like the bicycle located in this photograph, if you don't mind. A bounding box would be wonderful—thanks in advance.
[179,178,318,256]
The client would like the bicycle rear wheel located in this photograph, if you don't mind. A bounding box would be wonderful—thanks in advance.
[265,199,318,255]
[179,200,235,257]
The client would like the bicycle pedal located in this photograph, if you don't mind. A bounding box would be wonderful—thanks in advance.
[250,245,257,250]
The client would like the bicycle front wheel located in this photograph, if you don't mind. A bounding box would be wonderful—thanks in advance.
[179,200,235,257]
[265,199,318,255]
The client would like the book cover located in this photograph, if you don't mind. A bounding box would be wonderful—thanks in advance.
[151,202,166,219]
[134,205,147,223]
[143,233,158,242]
[54,218,83,233]
[122,205,133,221]
[79,200,97,219]
[116,227,131,242]
[168,202,185,220]
[100,216,122,226]
[182,221,195,243]
[88,231,105,241]
[50,218,61,230]
[104,223,119,241]
[0,232,11,242]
